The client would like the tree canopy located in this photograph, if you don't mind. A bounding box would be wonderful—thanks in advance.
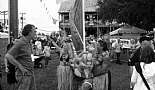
[97,0,155,31]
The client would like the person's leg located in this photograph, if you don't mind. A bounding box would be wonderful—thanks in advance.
[29,75,37,90]
[123,48,125,54]
[16,75,36,90]
[116,52,121,64]
[45,57,50,68]
[45,57,47,67]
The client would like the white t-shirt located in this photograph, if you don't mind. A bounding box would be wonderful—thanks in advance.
[43,46,51,57]
[35,40,42,49]
[131,62,155,90]
[114,42,121,53]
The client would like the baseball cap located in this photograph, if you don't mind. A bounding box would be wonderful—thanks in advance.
[139,36,154,43]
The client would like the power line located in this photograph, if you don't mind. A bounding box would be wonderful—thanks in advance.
[20,12,26,30]
[0,11,8,29]
[40,0,54,24]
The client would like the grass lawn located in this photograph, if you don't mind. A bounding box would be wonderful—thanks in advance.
[34,54,59,90]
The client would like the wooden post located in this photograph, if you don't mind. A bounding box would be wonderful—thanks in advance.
[8,0,18,43]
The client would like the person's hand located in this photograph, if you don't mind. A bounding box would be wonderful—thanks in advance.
[5,67,9,73]
[130,82,135,88]
[19,65,28,75]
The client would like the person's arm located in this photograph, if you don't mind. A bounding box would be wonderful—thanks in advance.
[50,39,61,51]
[4,58,8,72]
[5,53,28,74]
[42,46,46,54]
[130,66,138,88]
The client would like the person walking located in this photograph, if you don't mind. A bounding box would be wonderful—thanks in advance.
[43,42,51,68]
[5,24,37,90]
[113,39,122,64]
[35,37,42,55]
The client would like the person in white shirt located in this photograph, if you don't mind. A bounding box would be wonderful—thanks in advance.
[113,39,122,64]
[35,38,42,55]
[43,42,51,68]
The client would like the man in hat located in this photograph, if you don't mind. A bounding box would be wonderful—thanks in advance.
[141,36,154,49]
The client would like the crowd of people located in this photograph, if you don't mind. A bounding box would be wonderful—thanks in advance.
[1,24,155,90]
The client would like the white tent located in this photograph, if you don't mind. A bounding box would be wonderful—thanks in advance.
[109,25,146,35]
[37,26,59,35]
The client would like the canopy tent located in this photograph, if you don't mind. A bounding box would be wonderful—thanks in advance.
[109,25,146,35]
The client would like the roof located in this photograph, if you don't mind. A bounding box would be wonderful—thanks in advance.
[58,0,98,13]
[58,0,75,13]
[109,25,147,35]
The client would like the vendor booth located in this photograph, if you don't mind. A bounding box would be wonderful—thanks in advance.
[109,25,146,39]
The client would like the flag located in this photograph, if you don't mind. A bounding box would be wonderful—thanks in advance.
[56,0,66,4]
[56,0,61,4]
[52,17,58,24]
[69,0,83,52]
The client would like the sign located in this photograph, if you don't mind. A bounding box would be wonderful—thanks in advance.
[120,39,131,49]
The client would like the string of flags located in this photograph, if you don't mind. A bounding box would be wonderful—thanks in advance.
[40,0,58,25]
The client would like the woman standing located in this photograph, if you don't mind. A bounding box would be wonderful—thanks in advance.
[131,45,155,90]
[51,37,74,90]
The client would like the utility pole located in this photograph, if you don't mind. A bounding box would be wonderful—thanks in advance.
[0,11,8,29]
[9,0,18,43]
[20,12,26,30]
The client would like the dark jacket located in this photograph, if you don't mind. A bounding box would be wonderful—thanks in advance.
[129,47,141,66]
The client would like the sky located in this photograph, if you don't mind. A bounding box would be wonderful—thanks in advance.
[0,0,61,34]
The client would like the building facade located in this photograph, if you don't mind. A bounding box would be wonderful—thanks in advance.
[58,0,120,37]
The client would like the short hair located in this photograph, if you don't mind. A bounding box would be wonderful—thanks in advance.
[22,24,36,36]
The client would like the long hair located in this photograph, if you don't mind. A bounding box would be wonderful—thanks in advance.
[140,46,155,64]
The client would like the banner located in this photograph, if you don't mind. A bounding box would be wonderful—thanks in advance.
[69,0,83,52]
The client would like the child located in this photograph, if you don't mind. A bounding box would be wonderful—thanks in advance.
[73,50,94,78]
[43,43,51,68]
